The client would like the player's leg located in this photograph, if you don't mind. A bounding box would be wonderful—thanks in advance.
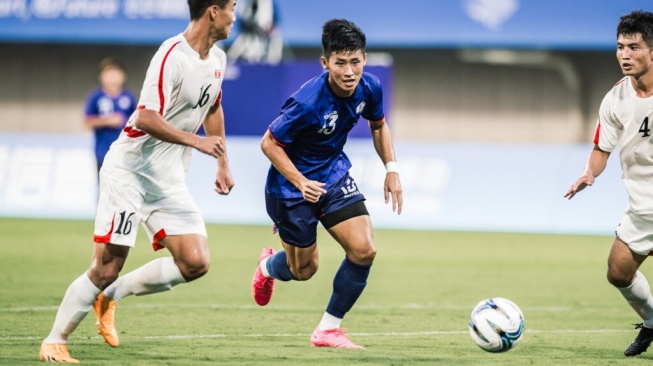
[279,241,319,280]
[252,195,320,305]
[608,237,653,356]
[40,243,128,362]
[102,231,209,301]
[161,234,211,281]
[93,192,204,347]
[609,212,653,356]
[99,200,208,298]
[41,175,136,361]
[94,235,204,349]
[309,205,373,349]
[324,212,375,319]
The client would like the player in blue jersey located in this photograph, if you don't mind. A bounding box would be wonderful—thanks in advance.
[83,57,137,172]
[251,18,403,349]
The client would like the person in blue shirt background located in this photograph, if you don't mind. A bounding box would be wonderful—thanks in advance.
[83,57,137,172]
[251,18,403,349]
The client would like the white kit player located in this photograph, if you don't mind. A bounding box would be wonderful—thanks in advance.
[39,0,237,363]
[565,10,653,357]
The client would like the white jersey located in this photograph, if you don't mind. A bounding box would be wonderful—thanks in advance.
[102,33,227,197]
[595,76,653,215]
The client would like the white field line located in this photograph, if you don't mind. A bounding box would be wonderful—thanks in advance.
[0,329,634,342]
[0,303,592,313]
[0,303,630,342]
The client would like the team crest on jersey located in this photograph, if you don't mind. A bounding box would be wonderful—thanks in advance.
[356,101,366,114]
[118,95,132,110]
[214,69,222,78]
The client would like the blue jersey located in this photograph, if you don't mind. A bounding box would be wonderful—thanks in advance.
[84,87,137,167]
[266,71,384,198]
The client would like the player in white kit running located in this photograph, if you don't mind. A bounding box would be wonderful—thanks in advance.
[565,10,653,358]
[39,0,237,363]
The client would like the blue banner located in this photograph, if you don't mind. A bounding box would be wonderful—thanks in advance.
[0,0,650,49]
[220,62,393,138]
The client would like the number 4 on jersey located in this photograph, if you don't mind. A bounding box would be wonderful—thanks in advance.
[640,117,651,137]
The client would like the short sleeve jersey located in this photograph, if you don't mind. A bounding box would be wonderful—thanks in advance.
[84,87,136,165]
[594,76,653,215]
[266,71,384,198]
[102,34,227,197]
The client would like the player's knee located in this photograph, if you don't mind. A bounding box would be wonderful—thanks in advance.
[607,267,634,288]
[290,261,318,281]
[89,267,120,290]
[178,258,211,282]
[348,244,376,265]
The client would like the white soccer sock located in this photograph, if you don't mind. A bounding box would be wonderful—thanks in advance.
[260,256,271,278]
[103,257,186,301]
[318,312,342,331]
[618,271,653,328]
[45,272,101,344]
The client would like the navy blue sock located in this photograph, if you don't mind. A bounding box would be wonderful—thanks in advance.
[265,250,296,281]
[326,257,372,318]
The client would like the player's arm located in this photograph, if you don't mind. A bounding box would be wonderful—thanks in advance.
[564,144,610,200]
[134,108,225,158]
[370,118,403,214]
[261,129,326,203]
[84,114,124,128]
[203,101,234,195]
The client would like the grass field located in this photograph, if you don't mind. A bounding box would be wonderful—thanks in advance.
[2,218,653,365]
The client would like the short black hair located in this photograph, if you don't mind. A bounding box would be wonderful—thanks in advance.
[187,0,231,21]
[98,57,126,74]
[618,10,653,47]
[321,19,366,58]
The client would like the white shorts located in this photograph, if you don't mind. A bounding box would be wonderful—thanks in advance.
[616,210,653,255]
[93,175,207,251]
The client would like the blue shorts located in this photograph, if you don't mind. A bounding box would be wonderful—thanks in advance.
[265,172,367,247]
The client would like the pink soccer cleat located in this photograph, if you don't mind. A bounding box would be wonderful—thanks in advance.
[310,327,365,349]
[251,247,276,306]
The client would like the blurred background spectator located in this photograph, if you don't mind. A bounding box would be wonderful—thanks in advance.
[83,57,136,173]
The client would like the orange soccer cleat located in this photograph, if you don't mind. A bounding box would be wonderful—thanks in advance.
[39,341,79,363]
[93,292,119,347]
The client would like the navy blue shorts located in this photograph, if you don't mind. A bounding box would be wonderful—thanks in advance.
[265,172,367,247]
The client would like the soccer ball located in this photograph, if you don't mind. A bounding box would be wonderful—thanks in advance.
[468,297,524,352]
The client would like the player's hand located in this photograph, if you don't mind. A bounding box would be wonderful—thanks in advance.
[106,113,124,127]
[195,136,226,158]
[384,172,403,214]
[214,165,234,195]
[299,180,327,203]
[564,174,594,200]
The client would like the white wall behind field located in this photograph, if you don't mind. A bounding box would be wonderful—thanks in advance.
[0,133,626,236]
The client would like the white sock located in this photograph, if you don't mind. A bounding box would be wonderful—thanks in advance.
[45,272,101,344]
[103,257,186,301]
[318,312,342,331]
[260,256,271,278]
[618,271,653,328]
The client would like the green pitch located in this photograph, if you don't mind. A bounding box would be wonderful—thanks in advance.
[1,218,652,365]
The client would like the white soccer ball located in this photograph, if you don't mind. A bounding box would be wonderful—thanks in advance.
[468,297,524,352]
